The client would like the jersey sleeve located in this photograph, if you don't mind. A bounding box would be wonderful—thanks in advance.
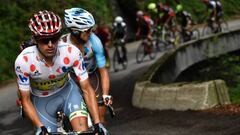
[15,55,31,91]
[89,33,106,68]
[71,45,89,82]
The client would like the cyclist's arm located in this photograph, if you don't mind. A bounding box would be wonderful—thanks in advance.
[71,44,101,124]
[135,19,141,37]
[123,22,127,40]
[90,34,110,98]
[15,56,43,128]
[98,67,110,96]
[79,79,101,124]
[146,18,153,38]
[20,90,43,128]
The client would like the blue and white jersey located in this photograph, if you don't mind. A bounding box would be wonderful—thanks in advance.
[61,33,106,74]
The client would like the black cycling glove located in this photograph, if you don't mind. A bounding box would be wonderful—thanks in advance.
[39,126,49,135]
[94,123,109,135]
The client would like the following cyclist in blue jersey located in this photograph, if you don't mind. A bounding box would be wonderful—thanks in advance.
[112,16,128,63]
[14,10,108,135]
[61,7,112,126]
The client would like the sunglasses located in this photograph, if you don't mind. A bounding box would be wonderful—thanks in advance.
[36,36,60,44]
[71,27,92,35]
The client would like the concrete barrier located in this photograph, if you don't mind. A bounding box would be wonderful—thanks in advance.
[132,28,240,110]
[132,80,230,110]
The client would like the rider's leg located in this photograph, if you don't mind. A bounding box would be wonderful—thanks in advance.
[88,71,107,125]
[65,79,89,131]
[70,117,88,131]
[99,105,107,125]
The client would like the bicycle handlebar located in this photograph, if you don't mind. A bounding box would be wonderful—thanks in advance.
[98,99,116,118]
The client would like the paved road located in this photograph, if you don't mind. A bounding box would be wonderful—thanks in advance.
[1,19,240,135]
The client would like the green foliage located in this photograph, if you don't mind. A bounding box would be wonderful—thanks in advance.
[137,0,240,23]
[0,0,112,82]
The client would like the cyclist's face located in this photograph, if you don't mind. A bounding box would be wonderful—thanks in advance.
[36,36,59,58]
[79,28,92,42]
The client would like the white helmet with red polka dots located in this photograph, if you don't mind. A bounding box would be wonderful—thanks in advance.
[28,10,62,39]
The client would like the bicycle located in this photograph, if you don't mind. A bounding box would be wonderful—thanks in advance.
[158,24,182,49]
[53,99,115,135]
[136,37,157,63]
[49,109,95,135]
[202,18,229,36]
[112,39,127,72]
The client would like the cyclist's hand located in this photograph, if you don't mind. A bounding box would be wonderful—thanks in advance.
[103,95,113,106]
[94,123,109,135]
[37,126,49,135]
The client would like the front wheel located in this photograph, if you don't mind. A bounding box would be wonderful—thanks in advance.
[148,44,157,60]
[112,47,127,72]
[112,48,121,72]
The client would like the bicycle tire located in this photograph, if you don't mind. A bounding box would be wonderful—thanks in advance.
[148,44,157,60]
[112,49,120,72]
[122,55,128,70]
[136,43,145,63]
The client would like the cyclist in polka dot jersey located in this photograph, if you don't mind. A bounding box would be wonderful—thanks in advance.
[14,10,108,135]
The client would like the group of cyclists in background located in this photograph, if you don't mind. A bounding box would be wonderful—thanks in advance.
[15,0,226,134]
[94,0,225,68]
